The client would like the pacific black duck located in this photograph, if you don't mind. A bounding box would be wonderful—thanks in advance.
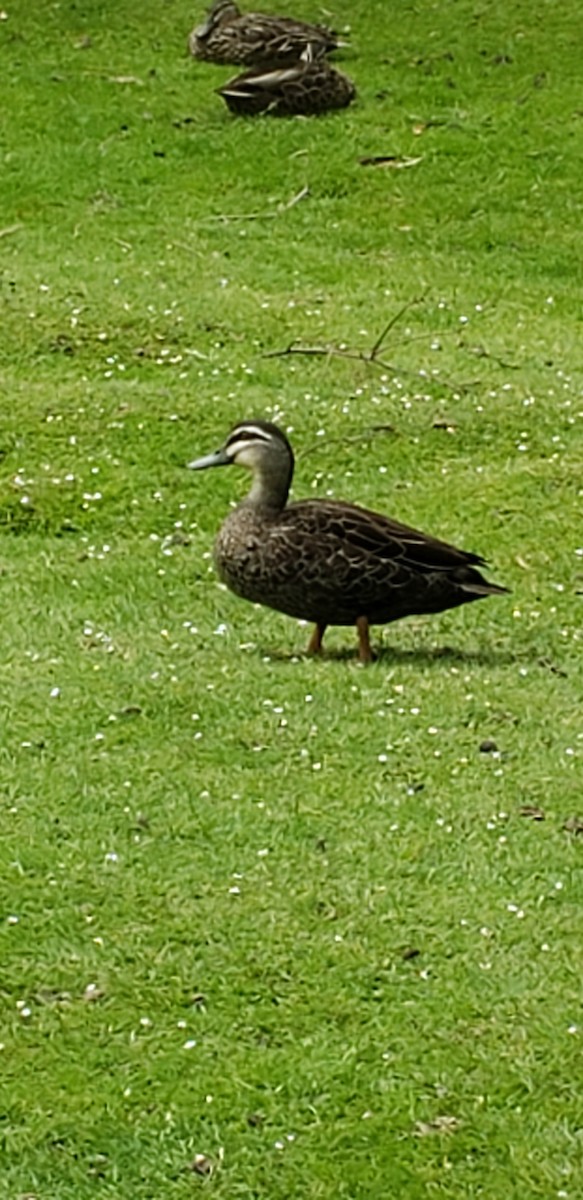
[189,0,340,66]
[217,45,355,116]
[188,420,508,663]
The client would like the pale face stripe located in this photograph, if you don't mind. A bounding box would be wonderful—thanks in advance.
[227,424,273,444]
[225,425,277,458]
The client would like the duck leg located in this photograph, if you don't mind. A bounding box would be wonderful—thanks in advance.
[307,623,327,656]
[356,616,373,664]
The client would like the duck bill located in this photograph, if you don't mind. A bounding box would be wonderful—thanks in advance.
[187,447,231,471]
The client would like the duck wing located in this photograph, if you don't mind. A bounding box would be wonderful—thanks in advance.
[196,13,338,65]
[284,499,489,573]
[233,14,338,61]
[260,499,507,625]
[218,61,307,114]
[218,55,355,115]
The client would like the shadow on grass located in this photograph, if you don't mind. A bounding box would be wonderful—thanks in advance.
[260,642,520,668]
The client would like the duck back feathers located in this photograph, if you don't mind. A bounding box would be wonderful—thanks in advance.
[217,47,355,115]
[190,0,340,66]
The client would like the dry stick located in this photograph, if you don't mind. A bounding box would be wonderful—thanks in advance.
[367,296,425,361]
[202,185,309,224]
[263,340,465,388]
[263,301,481,393]
[264,297,425,366]
[278,184,310,212]
[262,341,393,366]
[468,344,521,370]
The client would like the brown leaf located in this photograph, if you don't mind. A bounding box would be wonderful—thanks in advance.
[401,945,421,960]
[414,1115,461,1136]
[563,815,583,836]
[359,155,423,169]
[36,988,72,1006]
[479,739,498,753]
[108,75,144,85]
[190,1154,213,1177]
[538,657,568,678]
[519,805,545,821]
[83,983,105,1002]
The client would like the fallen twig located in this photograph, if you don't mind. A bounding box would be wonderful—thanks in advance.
[262,298,479,392]
[263,297,426,373]
[276,336,480,391]
[368,297,425,359]
[263,340,475,392]
[201,185,309,224]
[278,184,310,211]
[465,343,521,370]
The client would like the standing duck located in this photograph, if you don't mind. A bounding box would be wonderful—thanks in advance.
[189,0,340,66]
[188,421,508,662]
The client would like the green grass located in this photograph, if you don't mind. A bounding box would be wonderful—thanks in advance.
[1,0,582,1196]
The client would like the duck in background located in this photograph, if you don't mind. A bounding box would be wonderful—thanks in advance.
[189,0,342,66]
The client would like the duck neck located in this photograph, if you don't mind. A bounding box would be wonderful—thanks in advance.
[244,460,293,512]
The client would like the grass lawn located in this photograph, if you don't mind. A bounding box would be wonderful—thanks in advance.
[1,0,582,1196]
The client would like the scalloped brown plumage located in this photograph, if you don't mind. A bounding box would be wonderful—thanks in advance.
[217,46,355,115]
[188,420,509,662]
[189,0,340,66]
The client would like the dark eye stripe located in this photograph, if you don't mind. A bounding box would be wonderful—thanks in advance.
[226,425,273,448]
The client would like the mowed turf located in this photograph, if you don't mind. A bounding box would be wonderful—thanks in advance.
[1,0,582,1196]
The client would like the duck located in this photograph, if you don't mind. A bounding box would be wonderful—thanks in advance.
[189,0,340,66]
[216,44,355,116]
[188,421,508,662]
